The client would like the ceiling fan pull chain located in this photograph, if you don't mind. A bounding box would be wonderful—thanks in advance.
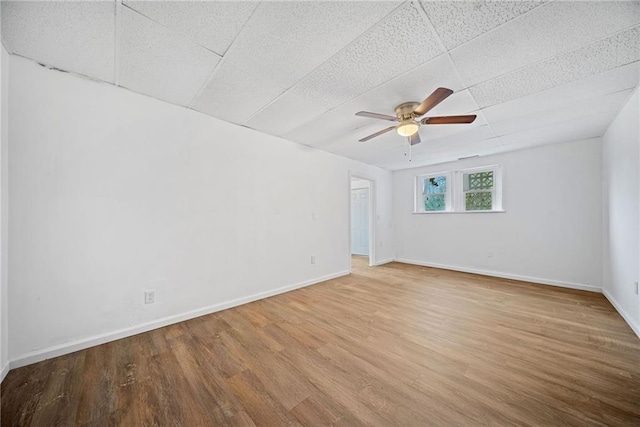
[409,139,412,162]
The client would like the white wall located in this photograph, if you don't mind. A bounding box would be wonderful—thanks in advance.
[7,55,393,366]
[602,88,640,337]
[393,138,603,291]
[0,45,8,381]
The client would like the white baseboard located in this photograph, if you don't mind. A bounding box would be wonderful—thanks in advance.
[602,289,640,339]
[9,270,349,370]
[374,258,395,266]
[395,258,601,293]
[1,361,8,383]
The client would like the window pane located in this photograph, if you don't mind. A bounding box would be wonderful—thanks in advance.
[464,171,493,191]
[425,194,446,211]
[424,176,446,194]
[465,191,492,210]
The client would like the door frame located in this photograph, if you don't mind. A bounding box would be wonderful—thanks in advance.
[348,172,376,268]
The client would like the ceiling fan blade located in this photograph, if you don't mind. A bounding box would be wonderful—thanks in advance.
[355,111,397,121]
[421,115,477,125]
[409,132,421,145]
[358,126,396,142]
[413,87,454,117]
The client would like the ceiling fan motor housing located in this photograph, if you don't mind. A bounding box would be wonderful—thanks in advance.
[394,102,420,121]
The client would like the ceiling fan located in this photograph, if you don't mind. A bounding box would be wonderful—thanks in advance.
[355,87,477,145]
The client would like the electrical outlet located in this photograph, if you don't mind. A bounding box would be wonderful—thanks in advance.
[311,256,316,264]
[634,282,638,295]
[488,251,493,258]
[145,290,155,304]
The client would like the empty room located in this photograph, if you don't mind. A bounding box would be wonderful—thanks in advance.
[1,0,639,425]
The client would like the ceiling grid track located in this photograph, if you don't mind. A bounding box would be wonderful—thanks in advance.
[238,1,411,126]
[120,2,220,56]
[468,23,640,111]
[186,55,227,111]
[186,1,263,109]
[445,0,555,58]
[495,91,630,139]
[113,0,122,86]
[415,1,504,148]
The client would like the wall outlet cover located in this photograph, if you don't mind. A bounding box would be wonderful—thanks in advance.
[145,290,156,304]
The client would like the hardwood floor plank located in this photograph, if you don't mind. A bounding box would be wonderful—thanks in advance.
[224,327,315,411]
[227,409,257,427]
[170,338,235,424]
[2,362,47,426]
[2,257,639,426]
[290,392,365,427]
[279,347,392,426]
[318,342,478,426]
[226,370,302,426]
[74,343,117,425]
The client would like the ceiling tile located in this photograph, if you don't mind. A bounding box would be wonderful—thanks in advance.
[490,89,633,137]
[290,2,445,109]
[471,27,640,108]
[408,137,502,166]
[223,1,402,94]
[374,136,503,170]
[342,54,469,117]
[119,7,222,106]
[319,133,404,167]
[122,1,257,56]
[243,92,328,137]
[1,0,115,82]
[482,62,640,123]
[451,1,640,86]
[421,0,546,50]
[497,112,616,149]
[416,124,497,155]
[282,108,376,148]
[189,60,285,124]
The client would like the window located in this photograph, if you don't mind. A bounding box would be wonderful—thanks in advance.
[462,169,495,211]
[414,165,503,213]
[415,173,451,212]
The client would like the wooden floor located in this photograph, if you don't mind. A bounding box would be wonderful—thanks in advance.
[3,257,640,426]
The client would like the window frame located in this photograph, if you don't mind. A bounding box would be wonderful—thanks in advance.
[414,164,504,214]
[414,171,452,213]
[455,165,503,212]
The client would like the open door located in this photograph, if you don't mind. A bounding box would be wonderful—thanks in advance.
[349,176,374,269]
[351,185,369,256]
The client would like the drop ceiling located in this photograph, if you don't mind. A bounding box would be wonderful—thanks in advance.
[2,1,639,170]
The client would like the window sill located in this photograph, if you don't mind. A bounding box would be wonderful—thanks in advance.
[413,210,506,214]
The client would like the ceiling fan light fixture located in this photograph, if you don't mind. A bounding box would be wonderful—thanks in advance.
[396,120,419,137]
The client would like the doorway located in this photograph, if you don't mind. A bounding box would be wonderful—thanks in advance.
[349,175,374,269]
